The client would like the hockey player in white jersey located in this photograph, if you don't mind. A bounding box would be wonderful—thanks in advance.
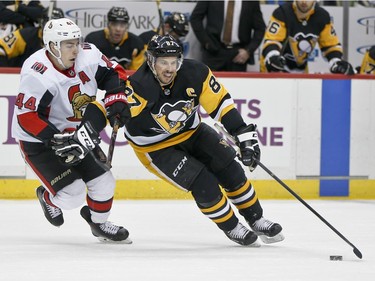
[11,18,131,243]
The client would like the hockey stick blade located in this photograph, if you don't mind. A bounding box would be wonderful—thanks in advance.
[214,123,363,259]
[254,159,362,259]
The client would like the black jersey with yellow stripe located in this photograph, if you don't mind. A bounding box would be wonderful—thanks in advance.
[85,28,145,70]
[139,29,158,46]
[0,27,42,67]
[124,59,242,153]
[260,2,343,72]
[360,46,375,75]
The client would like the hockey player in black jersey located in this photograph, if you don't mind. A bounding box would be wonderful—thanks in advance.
[260,0,354,74]
[139,12,189,46]
[0,6,64,67]
[0,1,44,29]
[85,6,145,70]
[59,34,285,246]
[359,46,375,75]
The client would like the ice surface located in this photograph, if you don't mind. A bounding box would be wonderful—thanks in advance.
[0,199,374,281]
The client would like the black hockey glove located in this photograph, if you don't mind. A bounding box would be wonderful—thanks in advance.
[265,54,286,72]
[104,92,131,128]
[52,121,100,165]
[330,59,355,75]
[234,124,261,172]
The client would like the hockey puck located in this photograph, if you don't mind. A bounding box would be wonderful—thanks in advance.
[329,255,343,261]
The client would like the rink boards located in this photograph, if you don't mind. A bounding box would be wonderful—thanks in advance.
[0,71,374,199]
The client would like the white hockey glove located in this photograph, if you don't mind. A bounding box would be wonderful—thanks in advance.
[265,51,286,72]
[52,121,100,165]
[329,58,355,75]
[234,124,261,172]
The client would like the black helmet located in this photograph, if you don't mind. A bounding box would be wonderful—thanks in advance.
[164,12,189,37]
[107,7,129,23]
[147,35,183,58]
[147,35,183,75]
[40,7,64,27]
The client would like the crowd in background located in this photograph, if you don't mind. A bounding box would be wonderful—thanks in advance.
[0,0,374,74]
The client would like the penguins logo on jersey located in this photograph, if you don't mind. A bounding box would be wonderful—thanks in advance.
[67,84,95,121]
[287,32,318,65]
[152,99,197,134]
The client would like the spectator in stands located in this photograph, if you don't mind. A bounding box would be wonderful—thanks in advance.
[0,6,64,67]
[0,1,44,28]
[359,46,375,74]
[190,0,266,71]
[85,7,145,70]
[139,12,190,46]
[260,0,354,74]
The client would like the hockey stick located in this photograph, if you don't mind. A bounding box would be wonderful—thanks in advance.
[48,0,57,19]
[214,123,363,259]
[106,119,120,168]
[155,0,165,35]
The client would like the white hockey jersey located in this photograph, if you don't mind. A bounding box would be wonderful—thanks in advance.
[12,43,126,143]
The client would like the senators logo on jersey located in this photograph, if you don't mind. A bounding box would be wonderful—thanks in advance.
[67,84,95,121]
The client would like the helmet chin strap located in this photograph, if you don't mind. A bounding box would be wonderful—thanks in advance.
[49,44,69,69]
[147,56,165,85]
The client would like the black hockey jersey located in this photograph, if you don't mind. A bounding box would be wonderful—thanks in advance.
[360,46,375,75]
[260,2,343,72]
[123,59,244,153]
[139,29,158,46]
[85,28,145,70]
[0,27,43,67]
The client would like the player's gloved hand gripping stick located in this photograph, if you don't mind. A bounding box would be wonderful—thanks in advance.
[52,121,100,165]
[234,124,261,172]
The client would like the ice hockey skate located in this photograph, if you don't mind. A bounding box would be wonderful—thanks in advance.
[36,186,64,227]
[80,206,132,244]
[250,217,284,244]
[224,222,260,247]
